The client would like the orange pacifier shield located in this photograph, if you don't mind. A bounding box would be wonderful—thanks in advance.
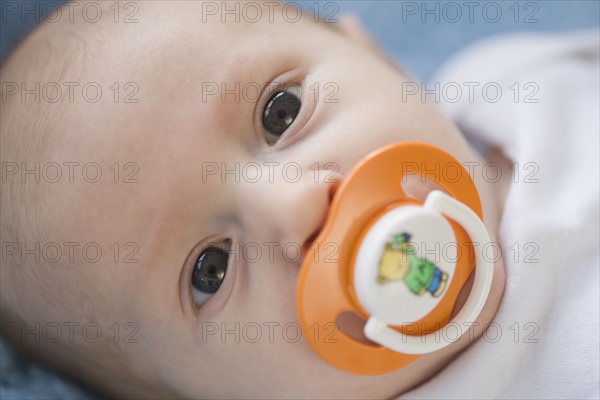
[296,142,494,375]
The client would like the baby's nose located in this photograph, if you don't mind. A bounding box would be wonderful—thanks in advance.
[239,167,341,260]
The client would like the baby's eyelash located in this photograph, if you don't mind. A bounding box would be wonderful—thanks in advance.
[262,84,303,144]
[183,238,232,311]
[253,70,314,149]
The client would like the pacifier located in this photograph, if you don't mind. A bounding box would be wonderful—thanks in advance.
[296,142,494,375]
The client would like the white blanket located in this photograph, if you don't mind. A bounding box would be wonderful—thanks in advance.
[403,30,600,399]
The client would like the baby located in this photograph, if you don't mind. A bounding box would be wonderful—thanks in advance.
[0,1,507,398]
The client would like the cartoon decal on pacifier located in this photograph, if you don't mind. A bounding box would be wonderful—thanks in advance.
[377,232,449,298]
[296,142,494,376]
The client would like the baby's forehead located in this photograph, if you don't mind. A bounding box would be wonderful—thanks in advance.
[98,3,328,80]
[139,1,325,41]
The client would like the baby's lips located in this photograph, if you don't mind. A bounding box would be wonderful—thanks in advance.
[302,229,321,257]
[301,178,342,256]
[328,179,342,202]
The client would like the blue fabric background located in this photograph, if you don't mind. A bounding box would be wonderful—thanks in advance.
[1,1,598,398]
[334,0,599,80]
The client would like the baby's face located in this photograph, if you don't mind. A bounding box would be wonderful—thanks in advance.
[1,2,505,398]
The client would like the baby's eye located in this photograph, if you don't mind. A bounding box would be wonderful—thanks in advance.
[191,242,230,306]
[262,84,301,145]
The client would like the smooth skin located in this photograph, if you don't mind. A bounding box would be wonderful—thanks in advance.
[0,2,506,398]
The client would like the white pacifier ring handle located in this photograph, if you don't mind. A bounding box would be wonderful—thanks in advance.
[364,190,494,354]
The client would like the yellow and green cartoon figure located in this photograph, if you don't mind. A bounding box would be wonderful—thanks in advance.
[377,232,449,298]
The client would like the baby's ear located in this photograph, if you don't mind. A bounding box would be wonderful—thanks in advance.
[337,14,408,76]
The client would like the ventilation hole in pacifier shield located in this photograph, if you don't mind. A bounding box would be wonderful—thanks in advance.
[401,174,449,202]
[335,312,379,346]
